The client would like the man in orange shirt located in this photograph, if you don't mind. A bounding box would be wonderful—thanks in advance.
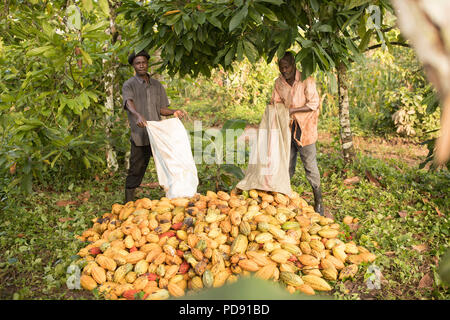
[271,52,325,216]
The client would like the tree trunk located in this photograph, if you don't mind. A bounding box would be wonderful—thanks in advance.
[103,3,119,172]
[337,62,355,163]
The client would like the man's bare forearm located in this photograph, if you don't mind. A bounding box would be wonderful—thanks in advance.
[289,105,313,115]
[160,107,176,116]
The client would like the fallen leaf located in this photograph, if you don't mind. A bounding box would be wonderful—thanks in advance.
[412,244,429,253]
[384,251,396,257]
[58,217,74,223]
[349,223,360,232]
[418,273,433,289]
[365,170,381,187]
[140,182,161,189]
[422,198,444,217]
[343,176,361,185]
[17,233,25,238]
[56,200,77,207]
[398,210,408,218]
[9,162,17,175]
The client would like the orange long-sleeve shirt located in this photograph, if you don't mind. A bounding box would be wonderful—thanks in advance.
[270,70,320,147]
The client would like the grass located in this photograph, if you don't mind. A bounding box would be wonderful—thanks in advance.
[0,128,449,300]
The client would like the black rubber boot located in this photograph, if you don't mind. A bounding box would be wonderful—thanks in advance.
[313,186,325,216]
[125,188,135,204]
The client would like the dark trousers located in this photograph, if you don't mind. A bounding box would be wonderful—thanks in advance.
[125,140,153,190]
[289,122,321,190]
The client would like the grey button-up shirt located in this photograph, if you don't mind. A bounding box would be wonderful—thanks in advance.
[122,74,170,146]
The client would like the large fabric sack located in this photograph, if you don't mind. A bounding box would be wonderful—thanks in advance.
[236,103,293,196]
[145,118,198,198]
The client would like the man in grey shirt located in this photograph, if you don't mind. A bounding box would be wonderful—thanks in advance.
[122,50,186,203]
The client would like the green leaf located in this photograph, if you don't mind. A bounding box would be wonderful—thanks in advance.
[256,0,283,5]
[26,45,54,57]
[81,0,93,12]
[358,28,372,51]
[309,0,319,12]
[206,15,222,29]
[224,46,236,66]
[98,0,110,16]
[236,40,244,61]
[243,40,258,63]
[317,24,332,33]
[254,3,278,22]
[79,48,92,65]
[182,38,192,52]
[229,6,248,32]
[221,164,245,180]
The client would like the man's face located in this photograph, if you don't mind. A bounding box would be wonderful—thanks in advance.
[133,56,149,76]
[278,58,296,82]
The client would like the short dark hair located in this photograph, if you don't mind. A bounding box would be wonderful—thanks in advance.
[279,51,295,65]
[128,50,150,65]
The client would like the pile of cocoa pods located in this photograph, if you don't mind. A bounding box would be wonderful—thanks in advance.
[73,189,376,300]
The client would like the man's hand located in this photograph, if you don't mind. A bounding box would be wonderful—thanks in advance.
[135,113,147,128]
[173,110,186,118]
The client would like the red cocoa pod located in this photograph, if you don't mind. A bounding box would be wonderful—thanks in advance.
[123,289,139,300]
[171,222,183,230]
[159,231,176,239]
[129,246,138,253]
[176,250,184,257]
[145,273,159,281]
[88,247,101,255]
[178,261,190,274]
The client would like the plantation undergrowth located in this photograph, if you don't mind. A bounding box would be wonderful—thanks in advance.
[0,129,448,300]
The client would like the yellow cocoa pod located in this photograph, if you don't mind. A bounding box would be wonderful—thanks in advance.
[324,255,345,270]
[255,263,277,280]
[297,284,315,295]
[332,245,347,263]
[213,270,230,287]
[345,243,359,254]
[270,249,291,264]
[126,251,146,264]
[246,251,271,266]
[230,234,248,255]
[134,276,149,291]
[359,252,376,263]
[343,215,354,225]
[268,225,286,239]
[339,264,358,280]
[134,260,149,276]
[300,242,312,255]
[148,289,170,300]
[238,259,260,272]
[298,254,320,266]
[190,276,204,290]
[168,283,185,297]
[125,271,137,283]
[255,232,273,244]
[280,271,304,287]
[295,216,311,228]
[80,274,98,290]
[279,262,298,273]
[322,267,338,281]
[317,228,339,239]
[217,191,230,201]
[310,239,325,252]
[170,198,190,207]
[95,255,117,272]
[274,193,288,205]
[282,243,301,256]
[249,190,259,199]
[165,265,179,279]
[302,275,332,291]
[91,266,106,284]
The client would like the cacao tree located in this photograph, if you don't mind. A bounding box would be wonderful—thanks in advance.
[118,0,400,163]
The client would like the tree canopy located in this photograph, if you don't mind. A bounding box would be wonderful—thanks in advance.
[119,0,402,79]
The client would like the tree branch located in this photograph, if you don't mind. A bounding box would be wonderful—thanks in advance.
[365,41,410,51]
